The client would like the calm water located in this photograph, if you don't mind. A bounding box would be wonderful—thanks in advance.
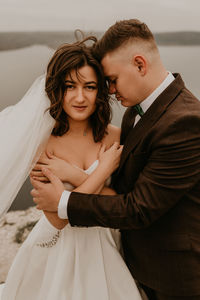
[0,45,199,210]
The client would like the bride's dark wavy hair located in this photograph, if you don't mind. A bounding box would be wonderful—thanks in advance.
[45,36,111,142]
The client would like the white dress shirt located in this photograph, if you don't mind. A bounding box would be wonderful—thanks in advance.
[58,72,175,219]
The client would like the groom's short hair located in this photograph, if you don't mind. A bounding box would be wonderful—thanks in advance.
[94,19,158,61]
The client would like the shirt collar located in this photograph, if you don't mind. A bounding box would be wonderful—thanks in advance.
[140,72,175,114]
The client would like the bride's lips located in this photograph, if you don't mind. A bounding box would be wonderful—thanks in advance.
[73,106,87,111]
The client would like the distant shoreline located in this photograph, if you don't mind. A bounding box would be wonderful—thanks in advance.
[1,31,200,51]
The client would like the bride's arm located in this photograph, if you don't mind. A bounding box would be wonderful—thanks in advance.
[43,211,68,229]
[38,145,121,195]
[31,152,93,229]
[32,124,121,189]
[31,152,89,187]
[33,127,121,229]
[31,152,89,230]
[73,143,123,195]
[34,147,119,229]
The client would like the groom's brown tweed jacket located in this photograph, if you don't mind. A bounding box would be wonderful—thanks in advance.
[68,74,200,297]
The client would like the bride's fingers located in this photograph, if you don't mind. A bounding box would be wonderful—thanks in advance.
[37,157,50,165]
[32,165,41,171]
[30,170,44,177]
[32,164,47,171]
[118,145,124,153]
[112,141,120,149]
[99,143,106,156]
[111,143,123,152]
[32,176,49,182]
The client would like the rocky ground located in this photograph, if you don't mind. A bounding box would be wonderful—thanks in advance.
[0,207,42,283]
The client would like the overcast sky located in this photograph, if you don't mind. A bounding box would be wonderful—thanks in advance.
[1,0,200,32]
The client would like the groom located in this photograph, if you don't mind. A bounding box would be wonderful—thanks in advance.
[32,19,200,299]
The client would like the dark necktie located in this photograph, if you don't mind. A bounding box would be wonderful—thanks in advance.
[133,104,144,117]
[120,107,137,144]
[120,104,144,144]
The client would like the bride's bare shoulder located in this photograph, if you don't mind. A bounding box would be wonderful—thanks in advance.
[103,124,121,148]
[44,134,59,154]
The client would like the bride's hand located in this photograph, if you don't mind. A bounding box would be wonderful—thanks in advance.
[30,152,76,182]
[98,142,123,177]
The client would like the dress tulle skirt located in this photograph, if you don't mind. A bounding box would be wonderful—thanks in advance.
[0,215,142,300]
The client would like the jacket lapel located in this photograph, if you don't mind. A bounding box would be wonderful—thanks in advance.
[118,73,185,173]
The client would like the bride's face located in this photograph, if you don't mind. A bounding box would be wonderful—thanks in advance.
[63,65,98,122]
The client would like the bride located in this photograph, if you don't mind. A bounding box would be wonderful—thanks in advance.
[0,37,142,299]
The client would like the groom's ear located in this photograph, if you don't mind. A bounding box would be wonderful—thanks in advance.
[132,55,147,76]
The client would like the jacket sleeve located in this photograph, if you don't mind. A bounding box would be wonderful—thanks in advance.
[68,114,200,229]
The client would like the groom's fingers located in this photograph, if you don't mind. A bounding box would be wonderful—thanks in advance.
[35,205,41,210]
[30,188,39,197]
[30,177,44,189]
[33,198,43,210]
[36,204,42,210]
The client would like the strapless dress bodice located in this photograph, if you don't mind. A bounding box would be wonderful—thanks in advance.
[63,160,111,191]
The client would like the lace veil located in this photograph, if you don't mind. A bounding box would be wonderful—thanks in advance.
[0,75,55,218]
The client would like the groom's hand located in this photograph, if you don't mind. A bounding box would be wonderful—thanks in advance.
[30,168,65,212]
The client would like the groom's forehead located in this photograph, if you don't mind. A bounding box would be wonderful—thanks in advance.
[102,44,132,64]
[101,51,127,76]
[101,49,120,64]
[101,55,115,76]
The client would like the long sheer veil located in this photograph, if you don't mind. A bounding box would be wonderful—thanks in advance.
[0,75,55,218]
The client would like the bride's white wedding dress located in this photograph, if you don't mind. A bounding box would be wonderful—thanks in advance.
[0,160,142,300]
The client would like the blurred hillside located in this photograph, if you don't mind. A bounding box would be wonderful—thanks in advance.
[0,31,200,51]
[0,31,100,51]
[155,31,200,46]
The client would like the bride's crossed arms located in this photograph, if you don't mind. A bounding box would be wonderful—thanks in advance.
[31,124,122,230]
